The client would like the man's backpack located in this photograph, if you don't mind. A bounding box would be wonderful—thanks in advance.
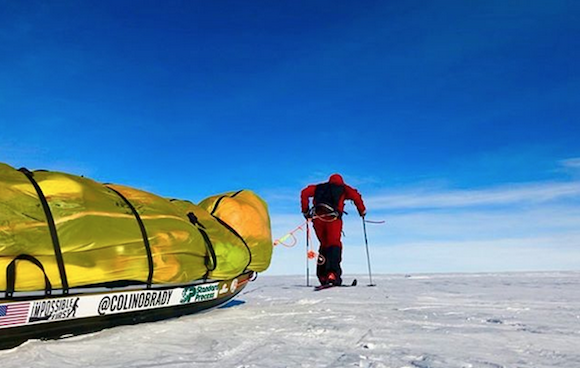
[313,183,344,218]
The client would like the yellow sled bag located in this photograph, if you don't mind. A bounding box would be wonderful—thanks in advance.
[0,163,272,293]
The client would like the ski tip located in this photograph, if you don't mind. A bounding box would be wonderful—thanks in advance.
[314,284,334,291]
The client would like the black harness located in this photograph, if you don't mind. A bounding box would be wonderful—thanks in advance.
[313,183,344,219]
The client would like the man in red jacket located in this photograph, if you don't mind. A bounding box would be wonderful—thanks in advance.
[301,174,366,286]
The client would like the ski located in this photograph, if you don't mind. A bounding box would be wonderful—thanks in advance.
[314,279,357,291]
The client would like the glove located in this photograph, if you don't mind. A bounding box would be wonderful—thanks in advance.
[360,210,366,218]
[303,210,311,219]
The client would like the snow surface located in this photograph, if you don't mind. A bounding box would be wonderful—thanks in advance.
[2,272,580,368]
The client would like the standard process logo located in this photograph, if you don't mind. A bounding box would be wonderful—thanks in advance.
[180,283,219,304]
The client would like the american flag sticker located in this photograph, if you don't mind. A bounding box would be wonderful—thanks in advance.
[0,302,31,328]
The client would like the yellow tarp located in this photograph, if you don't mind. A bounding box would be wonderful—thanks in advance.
[0,163,272,292]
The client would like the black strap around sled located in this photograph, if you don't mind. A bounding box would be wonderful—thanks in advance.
[212,216,252,271]
[187,212,217,277]
[208,190,252,271]
[209,189,244,216]
[6,254,52,298]
[106,186,154,288]
[19,168,69,294]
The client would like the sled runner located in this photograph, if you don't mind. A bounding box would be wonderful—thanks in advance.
[0,272,253,349]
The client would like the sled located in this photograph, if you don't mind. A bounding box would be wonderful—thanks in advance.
[0,271,253,349]
[0,162,273,349]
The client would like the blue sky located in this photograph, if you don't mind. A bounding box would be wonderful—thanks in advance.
[1,1,579,275]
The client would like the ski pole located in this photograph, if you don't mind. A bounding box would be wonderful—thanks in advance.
[362,217,376,286]
[306,218,311,287]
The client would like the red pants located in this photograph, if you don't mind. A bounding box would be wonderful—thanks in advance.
[312,218,343,248]
[313,218,343,285]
